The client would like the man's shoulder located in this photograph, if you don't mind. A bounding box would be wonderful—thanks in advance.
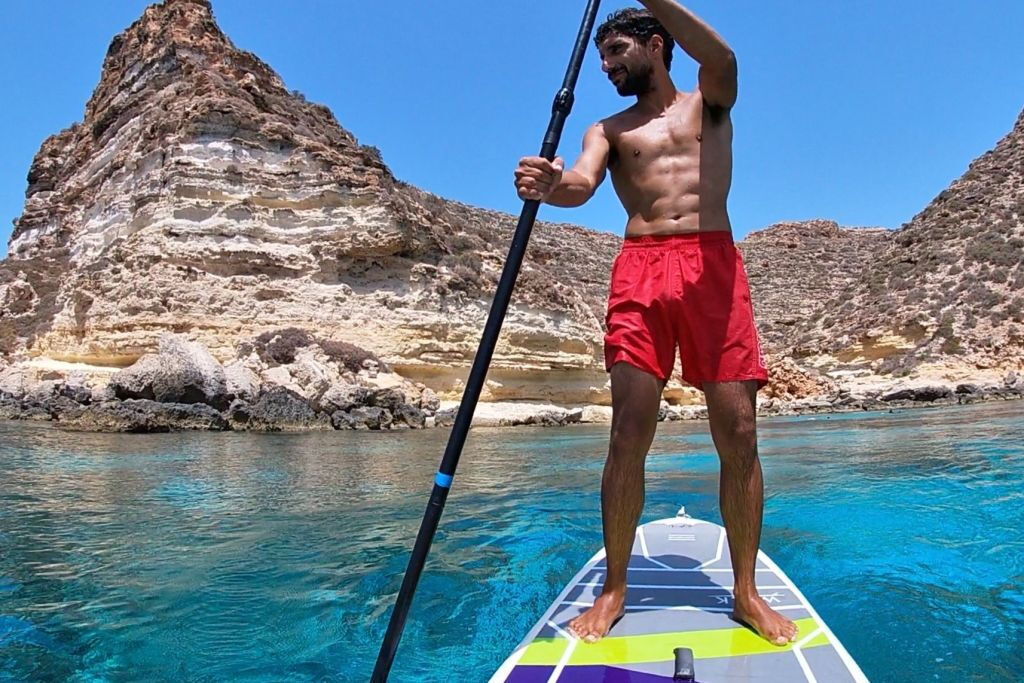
[599,106,641,134]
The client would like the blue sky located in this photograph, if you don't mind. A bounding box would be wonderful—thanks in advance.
[2,1,1023,258]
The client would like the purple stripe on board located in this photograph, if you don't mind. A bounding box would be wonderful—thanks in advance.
[504,665,555,682]
[546,665,675,682]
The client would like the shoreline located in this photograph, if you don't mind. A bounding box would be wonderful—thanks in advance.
[2,379,1021,433]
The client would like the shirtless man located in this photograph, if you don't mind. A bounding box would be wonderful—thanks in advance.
[514,2,797,646]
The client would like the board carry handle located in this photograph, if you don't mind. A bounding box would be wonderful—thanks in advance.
[673,646,696,681]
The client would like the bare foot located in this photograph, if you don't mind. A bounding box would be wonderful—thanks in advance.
[733,592,798,646]
[568,589,626,643]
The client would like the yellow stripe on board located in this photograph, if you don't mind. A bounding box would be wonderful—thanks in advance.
[519,617,823,667]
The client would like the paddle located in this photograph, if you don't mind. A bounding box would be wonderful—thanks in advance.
[370,2,603,679]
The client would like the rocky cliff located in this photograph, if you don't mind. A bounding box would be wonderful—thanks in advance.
[1,0,1021,431]
[790,109,1024,379]
[0,0,617,409]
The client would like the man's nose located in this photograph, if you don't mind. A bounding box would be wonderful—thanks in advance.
[601,59,612,73]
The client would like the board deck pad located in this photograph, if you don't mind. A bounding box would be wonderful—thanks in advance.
[491,513,868,682]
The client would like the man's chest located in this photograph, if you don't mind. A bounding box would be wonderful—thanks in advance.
[608,102,705,169]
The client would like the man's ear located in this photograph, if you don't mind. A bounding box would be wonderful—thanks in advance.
[647,34,664,58]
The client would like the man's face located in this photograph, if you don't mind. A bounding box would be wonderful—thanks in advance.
[599,34,654,97]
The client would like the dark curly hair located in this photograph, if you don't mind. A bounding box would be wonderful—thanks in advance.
[594,8,674,70]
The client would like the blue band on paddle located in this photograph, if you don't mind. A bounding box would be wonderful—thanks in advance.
[435,472,454,489]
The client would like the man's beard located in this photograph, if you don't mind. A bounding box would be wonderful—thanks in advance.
[614,63,653,97]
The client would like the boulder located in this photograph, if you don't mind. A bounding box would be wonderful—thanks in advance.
[0,397,20,420]
[580,405,614,423]
[110,335,228,408]
[434,407,456,428]
[60,381,93,405]
[367,387,406,412]
[0,365,30,399]
[225,399,252,430]
[320,384,370,413]
[330,410,359,430]
[288,347,336,403]
[347,406,392,430]
[57,399,227,432]
[911,385,953,402]
[260,365,296,390]
[1003,372,1024,393]
[418,388,441,414]
[881,387,916,402]
[224,361,260,403]
[394,403,426,429]
[245,386,332,431]
[677,405,709,420]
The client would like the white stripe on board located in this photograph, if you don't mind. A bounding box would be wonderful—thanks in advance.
[546,620,573,640]
[757,551,870,682]
[546,632,578,683]
[793,646,818,683]
[792,628,824,683]
[794,627,823,649]
[696,528,726,568]
[561,600,809,613]
[590,567,776,573]
[576,581,790,591]
[637,527,674,570]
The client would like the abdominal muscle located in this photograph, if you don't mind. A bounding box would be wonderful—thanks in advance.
[606,96,733,237]
[611,158,732,236]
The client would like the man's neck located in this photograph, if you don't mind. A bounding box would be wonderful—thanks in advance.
[634,71,679,114]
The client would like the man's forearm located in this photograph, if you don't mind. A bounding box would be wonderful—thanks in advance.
[546,171,594,208]
[639,0,733,68]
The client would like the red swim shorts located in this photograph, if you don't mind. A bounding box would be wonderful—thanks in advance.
[603,231,769,390]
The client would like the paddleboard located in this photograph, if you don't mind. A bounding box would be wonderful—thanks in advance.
[491,508,868,682]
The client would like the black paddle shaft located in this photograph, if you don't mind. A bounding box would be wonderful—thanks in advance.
[370,2,602,680]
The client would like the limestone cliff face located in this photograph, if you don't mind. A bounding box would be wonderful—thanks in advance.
[0,0,617,404]
[738,220,891,353]
[1,0,1021,413]
[790,109,1024,377]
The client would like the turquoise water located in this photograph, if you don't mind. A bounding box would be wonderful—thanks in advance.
[1,401,1022,682]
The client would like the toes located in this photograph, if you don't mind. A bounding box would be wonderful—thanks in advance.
[584,633,599,644]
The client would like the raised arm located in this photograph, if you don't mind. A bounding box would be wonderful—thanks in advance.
[639,0,737,110]
[515,123,609,208]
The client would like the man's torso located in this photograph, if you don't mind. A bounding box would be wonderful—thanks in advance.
[603,91,732,237]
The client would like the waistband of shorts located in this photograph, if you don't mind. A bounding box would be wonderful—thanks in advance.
[620,231,734,250]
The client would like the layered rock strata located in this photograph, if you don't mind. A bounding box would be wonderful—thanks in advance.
[1,0,1022,431]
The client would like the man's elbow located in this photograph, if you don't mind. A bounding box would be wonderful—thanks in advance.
[715,49,737,75]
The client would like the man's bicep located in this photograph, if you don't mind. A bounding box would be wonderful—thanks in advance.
[569,124,610,193]
[698,55,738,110]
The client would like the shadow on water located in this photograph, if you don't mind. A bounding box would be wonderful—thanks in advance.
[0,400,1021,681]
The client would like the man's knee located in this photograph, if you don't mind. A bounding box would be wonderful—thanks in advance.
[609,412,657,460]
[715,414,758,465]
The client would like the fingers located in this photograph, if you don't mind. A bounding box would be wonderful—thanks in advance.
[514,156,564,201]
[515,156,560,179]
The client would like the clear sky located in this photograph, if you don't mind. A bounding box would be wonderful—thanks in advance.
[2,1,1023,258]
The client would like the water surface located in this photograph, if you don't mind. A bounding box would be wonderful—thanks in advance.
[1,401,1022,681]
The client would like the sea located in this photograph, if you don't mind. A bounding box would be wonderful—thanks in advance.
[1,400,1021,682]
